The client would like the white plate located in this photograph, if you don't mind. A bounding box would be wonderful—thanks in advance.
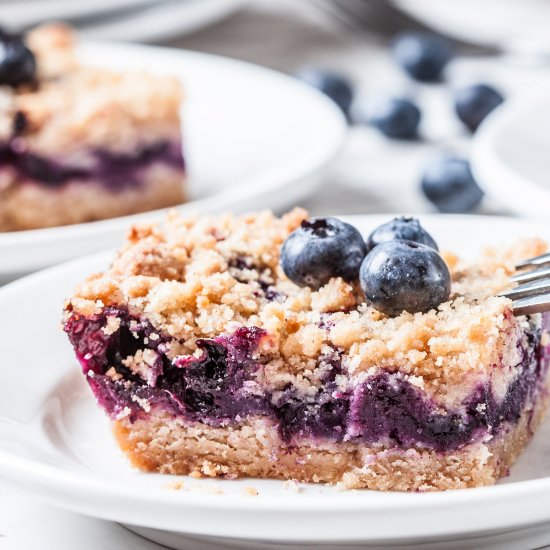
[471,87,550,218]
[3,214,550,549]
[2,0,248,43]
[0,42,346,281]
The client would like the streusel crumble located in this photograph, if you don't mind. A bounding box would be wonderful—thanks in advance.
[64,209,550,491]
[0,24,185,231]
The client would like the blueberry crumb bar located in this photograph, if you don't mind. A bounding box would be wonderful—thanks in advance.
[0,24,185,231]
[64,209,550,491]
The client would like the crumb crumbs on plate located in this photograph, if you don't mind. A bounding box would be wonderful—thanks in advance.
[283,480,302,493]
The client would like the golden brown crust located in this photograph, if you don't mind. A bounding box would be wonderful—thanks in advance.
[112,371,550,492]
[0,165,184,231]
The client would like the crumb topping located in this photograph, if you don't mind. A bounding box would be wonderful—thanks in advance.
[65,208,548,407]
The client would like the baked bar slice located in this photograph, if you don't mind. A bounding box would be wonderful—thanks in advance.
[0,24,185,231]
[63,209,550,491]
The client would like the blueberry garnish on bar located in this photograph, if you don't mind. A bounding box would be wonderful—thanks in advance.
[280,217,366,289]
[0,30,36,87]
[359,239,451,316]
[365,216,438,252]
[280,215,450,316]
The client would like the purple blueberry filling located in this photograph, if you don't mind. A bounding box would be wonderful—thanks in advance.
[228,255,285,302]
[275,386,349,442]
[64,308,550,451]
[65,309,270,422]
[167,329,271,419]
[0,139,184,190]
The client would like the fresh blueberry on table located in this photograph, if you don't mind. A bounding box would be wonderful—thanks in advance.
[366,216,438,252]
[421,156,484,213]
[360,239,451,316]
[0,33,36,87]
[281,217,366,289]
[454,83,504,132]
[295,68,353,117]
[392,32,453,82]
[364,97,421,139]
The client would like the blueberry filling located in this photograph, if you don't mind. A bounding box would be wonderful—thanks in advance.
[275,386,349,442]
[257,280,284,302]
[352,324,546,451]
[0,139,184,189]
[65,309,270,422]
[65,308,550,450]
[229,255,285,302]
[274,354,347,441]
[12,111,27,135]
[167,328,270,419]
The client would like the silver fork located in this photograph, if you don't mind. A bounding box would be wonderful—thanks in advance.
[501,253,550,315]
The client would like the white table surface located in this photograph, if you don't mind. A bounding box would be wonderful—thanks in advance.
[4,2,550,548]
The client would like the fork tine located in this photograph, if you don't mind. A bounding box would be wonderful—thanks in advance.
[512,293,550,316]
[510,265,550,283]
[516,252,550,270]
[501,278,550,300]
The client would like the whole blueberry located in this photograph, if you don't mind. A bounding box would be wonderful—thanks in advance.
[295,68,353,116]
[364,97,421,139]
[281,217,366,289]
[421,156,484,213]
[454,84,504,132]
[392,32,452,82]
[0,34,36,87]
[366,216,438,252]
[360,240,451,316]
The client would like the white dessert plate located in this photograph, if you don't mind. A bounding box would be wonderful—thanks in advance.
[0,41,346,282]
[472,86,550,218]
[3,214,550,549]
